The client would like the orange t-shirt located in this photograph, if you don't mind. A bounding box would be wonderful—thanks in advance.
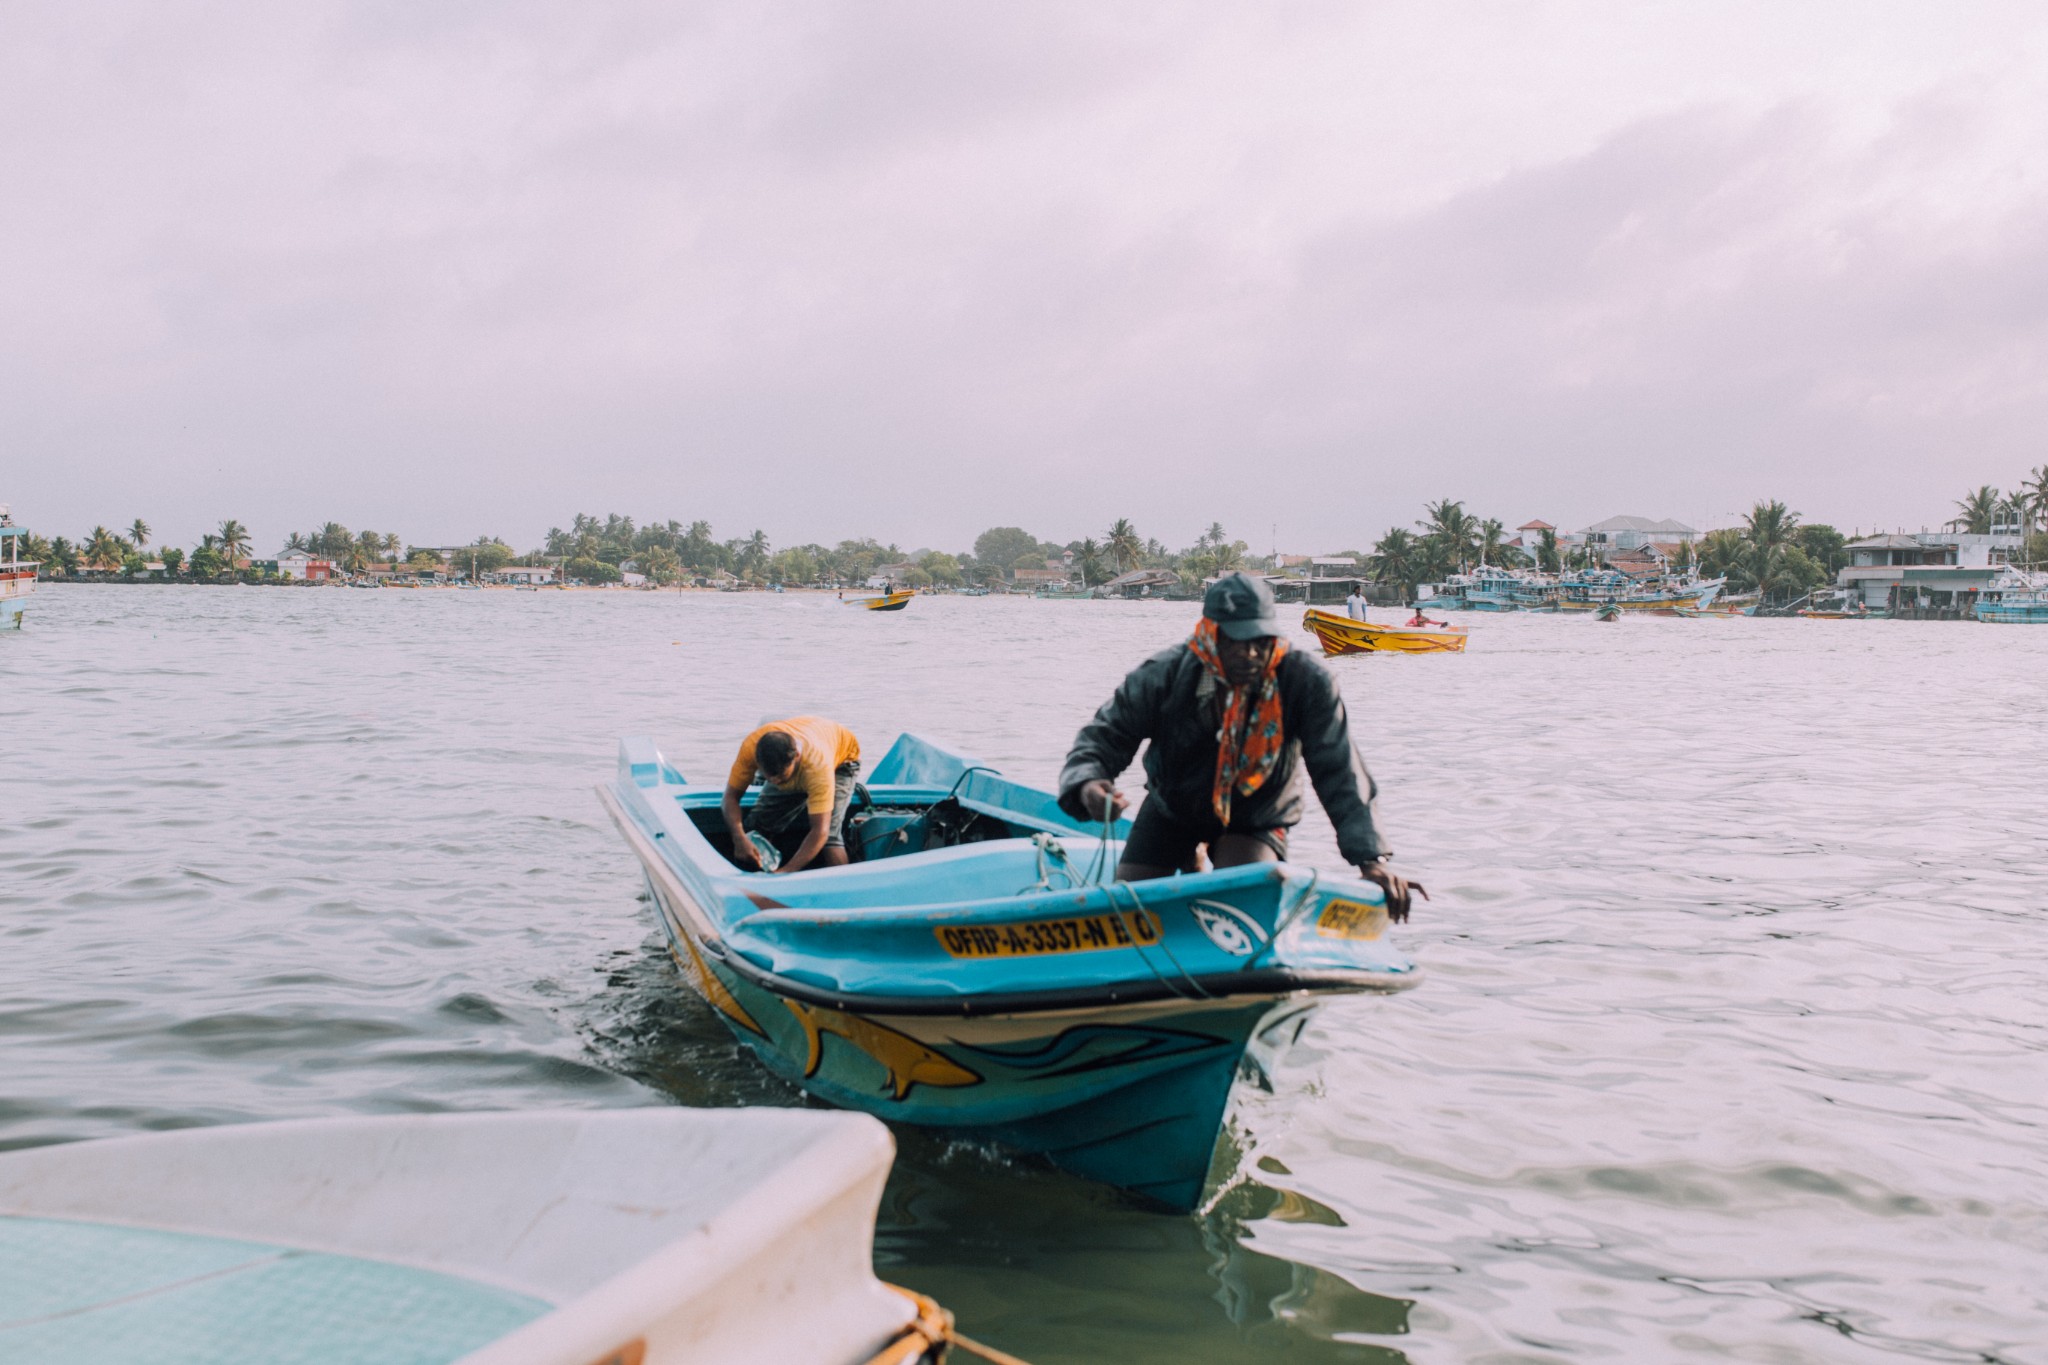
[727,717,861,815]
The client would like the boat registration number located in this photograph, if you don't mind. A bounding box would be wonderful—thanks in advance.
[936,909,1163,959]
[1316,898,1387,941]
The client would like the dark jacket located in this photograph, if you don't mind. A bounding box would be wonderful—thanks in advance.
[1056,643,1390,865]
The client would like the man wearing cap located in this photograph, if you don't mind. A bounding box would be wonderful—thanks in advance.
[1057,572,1426,918]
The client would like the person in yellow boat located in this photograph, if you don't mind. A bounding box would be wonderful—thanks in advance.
[1058,572,1428,920]
[722,717,861,873]
[1407,606,1446,628]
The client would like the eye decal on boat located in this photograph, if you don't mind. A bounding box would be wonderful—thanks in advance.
[1189,901,1265,957]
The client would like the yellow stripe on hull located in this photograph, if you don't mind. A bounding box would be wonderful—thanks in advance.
[1302,608,1468,655]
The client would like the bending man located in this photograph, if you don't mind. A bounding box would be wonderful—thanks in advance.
[1058,573,1426,919]
[723,716,861,873]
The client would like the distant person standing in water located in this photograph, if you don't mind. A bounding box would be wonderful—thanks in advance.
[722,717,861,873]
[1058,573,1426,919]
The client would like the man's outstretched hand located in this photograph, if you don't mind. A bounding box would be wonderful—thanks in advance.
[1079,779,1130,823]
[1361,860,1428,923]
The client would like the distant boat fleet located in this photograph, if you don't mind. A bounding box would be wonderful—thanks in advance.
[1421,564,1726,615]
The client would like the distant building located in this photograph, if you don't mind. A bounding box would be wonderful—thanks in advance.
[1837,532,2019,614]
[1579,516,1697,551]
[496,566,556,584]
[1011,567,1070,589]
[272,552,334,581]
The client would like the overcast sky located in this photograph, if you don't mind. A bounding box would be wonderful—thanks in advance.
[7,2,2048,555]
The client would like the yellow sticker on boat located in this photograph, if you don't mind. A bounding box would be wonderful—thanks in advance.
[936,909,1163,959]
[1316,898,1387,941]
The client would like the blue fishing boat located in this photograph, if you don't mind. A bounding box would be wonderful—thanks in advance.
[1975,568,2048,624]
[599,733,1418,1211]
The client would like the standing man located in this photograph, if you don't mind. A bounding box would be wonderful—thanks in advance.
[723,716,862,873]
[1344,584,1370,621]
[1059,573,1426,919]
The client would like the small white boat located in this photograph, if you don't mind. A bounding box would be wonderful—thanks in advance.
[0,1108,948,1365]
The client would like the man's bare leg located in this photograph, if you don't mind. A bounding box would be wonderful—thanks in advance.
[1210,833,1281,868]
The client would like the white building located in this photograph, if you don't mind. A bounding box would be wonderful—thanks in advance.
[496,566,557,585]
[1576,516,1698,551]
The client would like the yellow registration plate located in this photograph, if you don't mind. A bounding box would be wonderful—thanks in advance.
[936,909,1163,959]
[1316,898,1388,941]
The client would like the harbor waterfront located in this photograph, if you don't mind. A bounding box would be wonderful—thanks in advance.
[6,585,2048,1363]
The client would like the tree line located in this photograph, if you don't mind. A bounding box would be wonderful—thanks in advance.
[22,472,2048,594]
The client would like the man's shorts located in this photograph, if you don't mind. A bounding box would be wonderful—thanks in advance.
[747,761,861,855]
[1121,797,1288,872]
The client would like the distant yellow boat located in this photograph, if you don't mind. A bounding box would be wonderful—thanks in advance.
[1302,607,1467,655]
[849,590,913,612]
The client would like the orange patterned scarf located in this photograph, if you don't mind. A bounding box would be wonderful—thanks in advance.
[1188,617,1290,826]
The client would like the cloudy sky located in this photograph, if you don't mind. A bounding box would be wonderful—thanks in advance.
[6,2,2048,555]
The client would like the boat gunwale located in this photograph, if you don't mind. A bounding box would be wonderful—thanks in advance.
[598,782,1419,1020]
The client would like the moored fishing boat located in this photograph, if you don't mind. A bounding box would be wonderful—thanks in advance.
[1300,607,1468,655]
[1555,567,1724,614]
[0,1109,950,1365]
[1975,567,2048,623]
[0,505,37,631]
[848,590,913,611]
[599,733,1418,1211]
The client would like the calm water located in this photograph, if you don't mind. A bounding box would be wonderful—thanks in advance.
[6,585,2047,1363]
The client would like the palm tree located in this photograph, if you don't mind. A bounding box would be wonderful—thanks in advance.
[315,522,350,558]
[1696,528,1748,582]
[128,518,151,549]
[1743,500,1800,552]
[217,519,250,571]
[1368,527,1422,601]
[282,531,309,553]
[83,526,126,572]
[1104,518,1143,574]
[1418,499,1478,573]
[1948,486,1999,536]
[382,532,401,561]
[1075,537,1107,587]
[48,536,78,575]
[1536,528,1562,573]
[356,529,384,569]
[1476,518,1508,566]
[2019,465,2048,537]
[743,529,770,572]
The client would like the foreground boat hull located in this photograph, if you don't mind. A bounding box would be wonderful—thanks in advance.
[637,857,1314,1211]
[1302,607,1467,655]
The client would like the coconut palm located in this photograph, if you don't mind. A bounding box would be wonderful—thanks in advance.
[314,522,350,558]
[1418,499,1478,573]
[47,536,78,575]
[128,518,151,549]
[1948,486,2000,536]
[1368,527,1422,601]
[382,532,401,561]
[2018,465,2048,536]
[83,526,127,572]
[1536,528,1562,573]
[1696,528,1749,582]
[282,531,309,553]
[1742,500,1800,552]
[217,519,250,570]
[1476,518,1508,566]
[1104,518,1143,574]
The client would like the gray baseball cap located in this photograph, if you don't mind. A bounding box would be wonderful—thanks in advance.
[1203,571,1281,640]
